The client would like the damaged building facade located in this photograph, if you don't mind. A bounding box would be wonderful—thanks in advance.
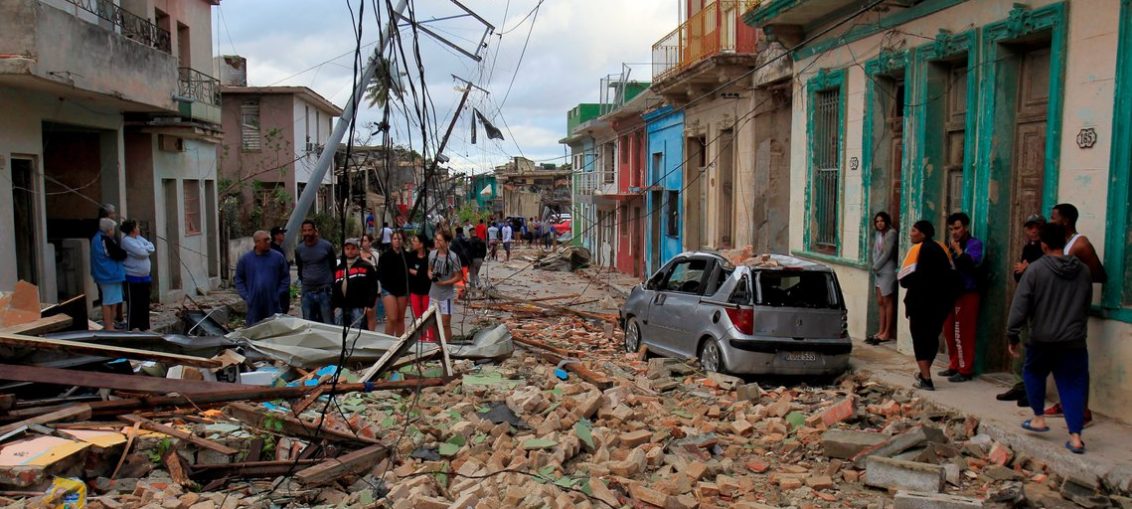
[216,55,343,235]
[494,157,571,223]
[743,0,1132,422]
[0,0,224,306]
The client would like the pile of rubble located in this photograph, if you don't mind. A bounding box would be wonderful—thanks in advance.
[2,280,1130,508]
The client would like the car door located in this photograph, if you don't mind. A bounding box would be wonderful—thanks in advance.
[633,260,672,346]
[648,257,712,355]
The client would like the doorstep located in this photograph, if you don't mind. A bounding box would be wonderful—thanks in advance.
[851,339,1132,492]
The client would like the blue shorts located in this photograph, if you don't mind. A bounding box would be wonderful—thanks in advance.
[100,283,124,306]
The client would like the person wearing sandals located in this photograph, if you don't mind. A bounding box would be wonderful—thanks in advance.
[1007,223,1092,454]
[898,220,956,391]
[867,212,898,345]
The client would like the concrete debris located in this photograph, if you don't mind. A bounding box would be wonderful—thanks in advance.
[894,491,984,509]
[0,267,1125,509]
[865,457,946,493]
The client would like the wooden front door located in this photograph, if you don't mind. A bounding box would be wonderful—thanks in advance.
[943,64,968,227]
[1008,48,1050,290]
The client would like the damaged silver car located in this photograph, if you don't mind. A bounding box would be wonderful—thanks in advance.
[620,252,851,376]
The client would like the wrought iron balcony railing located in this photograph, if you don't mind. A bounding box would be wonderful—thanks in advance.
[64,0,172,53]
[652,0,761,81]
[178,67,221,106]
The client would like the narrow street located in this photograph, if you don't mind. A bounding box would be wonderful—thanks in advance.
[7,245,1120,508]
[4,0,1132,507]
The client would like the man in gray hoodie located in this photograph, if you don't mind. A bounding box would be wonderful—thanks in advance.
[1006,223,1091,454]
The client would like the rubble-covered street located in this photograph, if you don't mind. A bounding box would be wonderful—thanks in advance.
[1,247,1129,509]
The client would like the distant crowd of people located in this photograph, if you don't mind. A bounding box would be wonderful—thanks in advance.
[873,203,1103,454]
[234,215,553,342]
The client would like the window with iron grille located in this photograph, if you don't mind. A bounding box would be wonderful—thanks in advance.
[240,100,261,151]
[810,87,842,253]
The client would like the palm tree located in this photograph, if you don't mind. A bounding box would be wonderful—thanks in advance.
[365,56,403,108]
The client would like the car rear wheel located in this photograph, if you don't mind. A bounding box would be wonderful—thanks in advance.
[699,339,726,374]
[624,318,643,354]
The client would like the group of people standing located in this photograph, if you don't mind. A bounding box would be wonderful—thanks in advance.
[235,219,471,342]
[90,204,156,332]
[870,203,1104,454]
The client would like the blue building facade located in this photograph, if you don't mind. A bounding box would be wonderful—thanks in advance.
[643,105,684,275]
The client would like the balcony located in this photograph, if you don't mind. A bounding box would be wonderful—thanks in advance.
[63,0,172,53]
[0,0,178,112]
[575,170,619,204]
[176,67,222,124]
[652,0,762,82]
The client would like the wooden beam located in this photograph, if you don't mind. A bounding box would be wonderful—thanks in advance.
[510,335,578,357]
[294,444,388,486]
[190,459,321,479]
[119,415,238,456]
[3,379,449,420]
[0,315,72,335]
[535,351,612,390]
[0,404,91,438]
[225,403,380,446]
[0,363,252,394]
[0,332,221,368]
[163,448,193,486]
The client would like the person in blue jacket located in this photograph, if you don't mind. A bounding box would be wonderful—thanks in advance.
[91,218,127,330]
[236,230,290,325]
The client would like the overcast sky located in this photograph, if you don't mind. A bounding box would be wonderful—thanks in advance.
[213,0,679,174]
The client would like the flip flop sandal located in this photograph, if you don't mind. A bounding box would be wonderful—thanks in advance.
[1021,419,1050,432]
[1065,441,1086,454]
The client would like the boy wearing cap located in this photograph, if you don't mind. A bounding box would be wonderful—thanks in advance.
[997,214,1045,405]
[333,238,378,328]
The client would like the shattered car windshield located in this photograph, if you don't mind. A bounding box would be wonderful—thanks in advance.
[754,271,840,309]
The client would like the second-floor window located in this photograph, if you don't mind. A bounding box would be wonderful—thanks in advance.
[241,100,261,151]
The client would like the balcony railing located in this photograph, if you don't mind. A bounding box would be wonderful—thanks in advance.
[652,0,761,81]
[64,0,172,53]
[178,67,221,106]
[575,170,617,195]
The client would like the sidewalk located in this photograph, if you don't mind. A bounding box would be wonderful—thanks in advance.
[853,339,1132,492]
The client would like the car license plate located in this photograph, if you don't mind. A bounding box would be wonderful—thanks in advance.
[784,351,818,362]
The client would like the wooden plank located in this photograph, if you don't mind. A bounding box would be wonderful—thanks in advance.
[0,332,221,368]
[359,306,438,383]
[289,386,327,415]
[163,448,192,486]
[511,335,577,357]
[110,421,142,480]
[536,351,612,390]
[294,444,387,486]
[0,315,72,335]
[0,404,91,438]
[0,363,252,394]
[2,378,449,420]
[434,305,454,377]
[225,403,379,446]
[190,459,321,479]
[526,293,581,303]
[119,415,237,456]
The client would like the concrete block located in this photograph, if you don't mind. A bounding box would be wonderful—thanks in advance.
[894,491,984,509]
[822,429,888,459]
[853,425,947,468]
[865,457,945,493]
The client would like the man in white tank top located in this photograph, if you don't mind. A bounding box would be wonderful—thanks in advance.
[1041,203,1103,426]
[1051,204,1106,283]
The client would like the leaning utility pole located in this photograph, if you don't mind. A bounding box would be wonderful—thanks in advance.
[282,0,409,250]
